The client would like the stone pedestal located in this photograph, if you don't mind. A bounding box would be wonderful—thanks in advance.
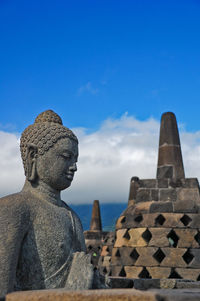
[6,288,200,301]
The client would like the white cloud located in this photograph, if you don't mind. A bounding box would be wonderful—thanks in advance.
[0,114,200,204]
[77,82,99,95]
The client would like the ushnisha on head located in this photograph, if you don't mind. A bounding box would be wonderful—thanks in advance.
[20,110,78,190]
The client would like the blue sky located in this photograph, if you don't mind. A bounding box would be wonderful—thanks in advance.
[0,0,200,133]
[1,1,200,203]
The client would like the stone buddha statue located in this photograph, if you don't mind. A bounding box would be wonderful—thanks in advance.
[0,110,101,296]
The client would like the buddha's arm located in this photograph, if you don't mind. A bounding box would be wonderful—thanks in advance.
[71,210,86,252]
[0,196,29,296]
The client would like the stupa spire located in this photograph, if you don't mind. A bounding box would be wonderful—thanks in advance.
[157,112,185,179]
[90,200,102,231]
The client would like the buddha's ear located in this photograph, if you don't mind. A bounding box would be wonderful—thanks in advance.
[26,144,38,182]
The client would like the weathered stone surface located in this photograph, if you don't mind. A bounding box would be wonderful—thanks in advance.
[134,201,154,213]
[157,178,169,188]
[5,289,160,301]
[64,252,94,290]
[160,248,187,267]
[176,268,200,281]
[163,213,186,227]
[107,277,134,288]
[190,214,200,228]
[148,228,170,247]
[124,266,143,278]
[156,112,185,180]
[128,177,140,206]
[157,165,173,179]
[111,248,123,266]
[181,178,199,188]
[160,189,177,202]
[114,228,148,248]
[133,279,160,290]
[114,229,129,248]
[160,279,176,289]
[90,200,102,231]
[136,189,151,203]
[128,228,149,247]
[175,229,198,248]
[120,247,140,265]
[110,266,126,277]
[176,280,200,289]
[148,267,171,279]
[7,288,200,301]
[151,189,159,202]
[173,199,199,213]
[101,256,111,267]
[169,179,182,188]
[134,247,158,266]
[177,188,200,202]
[84,231,104,240]
[139,179,157,188]
[115,216,126,229]
[150,201,173,213]
[157,147,184,178]
[133,279,200,290]
[188,249,200,268]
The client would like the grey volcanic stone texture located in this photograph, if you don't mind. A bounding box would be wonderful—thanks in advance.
[0,110,103,296]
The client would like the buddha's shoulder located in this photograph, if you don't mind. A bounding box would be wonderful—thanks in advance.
[0,191,31,211]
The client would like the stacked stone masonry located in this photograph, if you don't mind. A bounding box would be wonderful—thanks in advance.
[99,112,200,281]
[98,232,115,276]
[110,178,200,280]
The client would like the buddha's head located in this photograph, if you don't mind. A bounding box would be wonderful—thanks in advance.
[20,110,78,190]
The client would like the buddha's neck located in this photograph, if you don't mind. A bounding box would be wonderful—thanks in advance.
[22,179,62,206]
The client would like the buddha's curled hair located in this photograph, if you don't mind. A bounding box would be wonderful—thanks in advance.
[20,110,78,173]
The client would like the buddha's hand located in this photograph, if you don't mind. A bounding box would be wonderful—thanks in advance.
[64,251,94,290]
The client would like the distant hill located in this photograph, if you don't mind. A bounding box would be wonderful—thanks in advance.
[70,203,127,231]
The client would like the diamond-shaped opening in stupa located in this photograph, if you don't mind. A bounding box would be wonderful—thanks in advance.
[142,228,152,243]
[195,232,200,246]
[153,248,166,263]
[123,229,130,240]
[129,248,139,263]
[155,214,166,226]
[115,249,121,257]
[134,214,143,223]
[180,214,192,226]
[182,249,194,264]
[121,216,126,223]
[168,268,182,279]
[167,229,179,247]
[119,267,126,277]
[138,267,152,279]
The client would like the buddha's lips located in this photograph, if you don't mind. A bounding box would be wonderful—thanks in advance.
[66,173,74,181]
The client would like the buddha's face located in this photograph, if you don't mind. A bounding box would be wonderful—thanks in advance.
[36,137,78,191]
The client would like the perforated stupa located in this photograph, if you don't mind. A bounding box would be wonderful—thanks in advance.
[102,112,200,281]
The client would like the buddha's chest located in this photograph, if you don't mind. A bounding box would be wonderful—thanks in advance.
[21,204,75,273]
[16,202,77,290]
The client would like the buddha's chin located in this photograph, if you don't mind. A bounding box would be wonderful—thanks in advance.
[59,179,73,191]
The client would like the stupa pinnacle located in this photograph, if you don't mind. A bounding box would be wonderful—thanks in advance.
[90,200,102,231]
[157,112,185,180]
